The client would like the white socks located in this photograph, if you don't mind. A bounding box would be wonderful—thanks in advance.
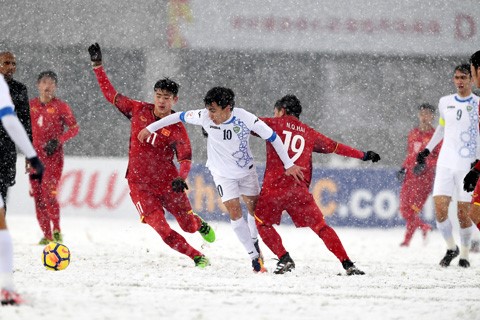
[247,213,259,243]
[436,219,456,250]
[0,230,14,291]
[231,218,258,260]
[459,226,472,260]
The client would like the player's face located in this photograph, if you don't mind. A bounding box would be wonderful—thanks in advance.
[37,77,57,101]
[471,64,480,89]
[206,102,232,124]
[418,109,434,126]
[154,89,178,118]
[453,70,472,97]
[0,53,16,81]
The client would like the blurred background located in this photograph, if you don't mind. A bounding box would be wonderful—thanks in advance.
[1,0,479,168]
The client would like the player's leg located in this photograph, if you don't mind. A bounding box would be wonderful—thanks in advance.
[455,169,474,267]
[30,176,52,243]
[432,166,459,266]
[239,170,261,247]
[46,158,63,242]
[129,182,207,267]
[457,201,472,267]
[214,174,263,271]
[0,198,23,305]
[163,191,215,243]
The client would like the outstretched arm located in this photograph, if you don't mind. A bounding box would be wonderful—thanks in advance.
[138,112,183,142]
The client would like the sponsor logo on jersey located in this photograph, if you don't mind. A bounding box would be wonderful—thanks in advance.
[209,125,220,130]
[447,105,455,109]
[47,107,56,113]
[161,128,170,137]
[233,126,240,133]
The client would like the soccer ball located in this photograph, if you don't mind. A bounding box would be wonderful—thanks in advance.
[42,242,71,271]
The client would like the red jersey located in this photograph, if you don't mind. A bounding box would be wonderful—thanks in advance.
[93,66,192,185]
[262,115,364,188]
[29,97,79,158]
[401,127,440,171]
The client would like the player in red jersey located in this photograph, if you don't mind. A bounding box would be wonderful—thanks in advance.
[29,71,79,245]
[254,95,380,275]
[397,103,440,247]
[88,43,214,268]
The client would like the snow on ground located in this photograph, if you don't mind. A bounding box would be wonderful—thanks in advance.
[2,213,480,320]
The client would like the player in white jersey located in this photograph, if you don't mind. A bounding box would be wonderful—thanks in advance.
[138,87,304,272]
[0,74,44,305]
[415,64,479,268]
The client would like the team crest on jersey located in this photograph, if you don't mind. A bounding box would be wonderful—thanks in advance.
[140,116,147,122]
[467,105,473,112]
[233,126,240,133]
[185,111,195,119]
[161,128,171,136]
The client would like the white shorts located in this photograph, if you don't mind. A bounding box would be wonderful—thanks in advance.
[211,169,260,202]
[433,165,471,202]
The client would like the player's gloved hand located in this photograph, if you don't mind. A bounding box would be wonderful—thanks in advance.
[464,168,480,192]
[413,163,426,175]
[396,168,406,182]
[28,156,44,182]
[416,148,430,165]
[44,139,60,156]
[172,177,189,193]
[88,43,102,66]
[471,159,479,169]
[362,151,380,162]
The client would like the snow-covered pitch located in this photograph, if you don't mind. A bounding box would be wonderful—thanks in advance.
[3,214,480,320]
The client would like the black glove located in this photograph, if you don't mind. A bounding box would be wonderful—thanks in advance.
[396,168,406,182]
[172,177,189,193]
[413,163,426,175]
[44,139,60,156]
[471,159,479,169]
[28,156,44,182]
[88,43,102,64]
[416,148,430,165]
[362,151,380,162]
[464,168,480,192]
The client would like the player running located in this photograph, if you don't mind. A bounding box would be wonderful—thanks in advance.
[0,74,44,305]
[138,87,304,272]
[254,95,380,275]
[88,43,214,268]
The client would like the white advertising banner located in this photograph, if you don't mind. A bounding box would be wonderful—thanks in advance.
[168,0,480,55]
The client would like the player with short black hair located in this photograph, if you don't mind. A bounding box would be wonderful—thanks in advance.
[138,87,304,272]
[254,94,380,275]
[416,64,479,267]
[88,43,215,268]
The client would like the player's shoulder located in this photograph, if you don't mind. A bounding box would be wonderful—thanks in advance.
[439,93,456,102]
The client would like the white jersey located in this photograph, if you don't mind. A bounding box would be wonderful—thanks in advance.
[435,93,480,170]
[181,107,276,179]
[0,74,14,112]
[0,74,37,158]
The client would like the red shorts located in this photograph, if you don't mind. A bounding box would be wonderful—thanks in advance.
[254,184,325,228]
[128,181,198,229]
